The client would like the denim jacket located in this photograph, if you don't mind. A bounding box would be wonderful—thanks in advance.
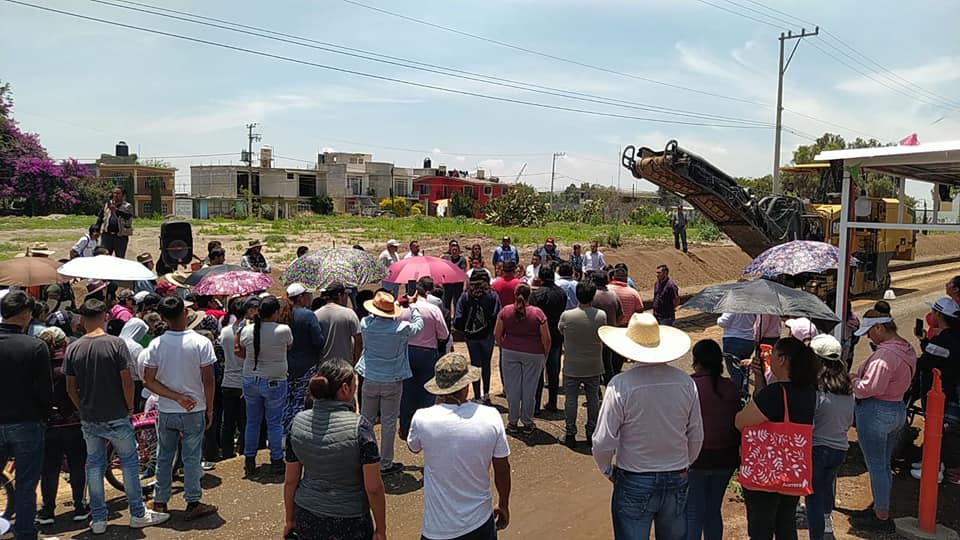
[356,306,423,383]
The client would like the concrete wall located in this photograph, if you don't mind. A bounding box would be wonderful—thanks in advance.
[190,166,238,198]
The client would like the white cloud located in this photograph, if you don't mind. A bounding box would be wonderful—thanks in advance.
[837,56,960,95]
[675,42,738,80]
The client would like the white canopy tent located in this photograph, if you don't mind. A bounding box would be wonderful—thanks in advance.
[814,140,960,345]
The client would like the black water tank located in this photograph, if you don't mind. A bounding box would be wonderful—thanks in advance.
[423,157,432,168]
[116,141,129,157]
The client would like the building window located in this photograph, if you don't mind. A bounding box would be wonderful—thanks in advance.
[484,186,492,195]
[237,172,260,195]
[287,173,295,180]
[349,157,359,164]
[347,176,363,196]
[298,174,317,198]
[395,180,410,197]
[141,201,169,216]
[419,184,429,195]
[442,186,449,198]
[464,186,474,197]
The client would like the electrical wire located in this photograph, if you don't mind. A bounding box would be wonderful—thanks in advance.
[3,0,778,130]
[85,0,771,127]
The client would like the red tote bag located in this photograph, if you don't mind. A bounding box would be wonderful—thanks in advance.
[738,386,813,496]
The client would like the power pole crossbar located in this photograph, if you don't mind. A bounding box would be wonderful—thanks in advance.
[773,26,818,194]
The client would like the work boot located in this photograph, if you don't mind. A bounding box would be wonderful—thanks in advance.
[244,457,257,476]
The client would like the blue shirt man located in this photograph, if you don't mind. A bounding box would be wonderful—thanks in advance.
[556,263,578,309]
[491,236,519,266]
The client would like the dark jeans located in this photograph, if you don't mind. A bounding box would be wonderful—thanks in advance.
[805,446,846,540]
[685,468,734,540]
[466,335,495,400]
[674,228,687,252]
[400,346,438,438]
[563,375,601,438]
[295,504,373,540]
[41,426,87,512]
[101,232,130,258]
[133,380,145,413]
[537,338,563,410]
[220,387,245,458]
[612,469,688,540]
[743,488,799,540]
[657,317,676,327]
[0,421,44,539]
[602,345,617,385]
[422,513,496,540]
[442,282,465,315]
[204,381,223,461]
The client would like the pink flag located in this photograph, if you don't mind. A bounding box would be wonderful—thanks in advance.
[899,133,919,146]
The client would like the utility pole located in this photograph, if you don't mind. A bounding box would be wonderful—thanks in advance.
[773,27,818,194]
[550,151,565,208]
[617,146,622,192]
[244,123,261,218]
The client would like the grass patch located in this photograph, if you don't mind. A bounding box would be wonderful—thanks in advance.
[0,215,167,232]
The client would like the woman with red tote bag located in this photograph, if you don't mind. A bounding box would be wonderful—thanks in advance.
[736,337,818,540]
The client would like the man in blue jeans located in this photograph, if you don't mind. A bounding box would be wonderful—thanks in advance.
[592,313,703,540]
[64,298,169,534]
[0,291,54,540]
[142,297,219,521]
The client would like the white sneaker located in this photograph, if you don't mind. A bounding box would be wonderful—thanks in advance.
[91,521,107,535]
[823,514,833,534]
[130,509,170,529]
[912,461,945,471]
[910,467,944,483]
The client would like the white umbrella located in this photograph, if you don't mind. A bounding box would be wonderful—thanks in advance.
[58,255,157,281]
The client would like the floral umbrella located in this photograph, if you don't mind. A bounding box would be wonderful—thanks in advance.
[281,248,387,289]
[192,270,274,296]
[742,240,859,278]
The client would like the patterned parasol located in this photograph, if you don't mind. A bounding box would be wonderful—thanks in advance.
[192,270,274,296]
[281,248,387,289]
[742,240,858,278]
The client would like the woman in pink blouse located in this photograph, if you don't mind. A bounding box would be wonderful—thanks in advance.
[849,309,917,533]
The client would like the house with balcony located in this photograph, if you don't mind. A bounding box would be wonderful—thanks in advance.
[91,141,176,217]
[413,164,507,217]
[315,151,428,214]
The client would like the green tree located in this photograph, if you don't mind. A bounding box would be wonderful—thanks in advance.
[310,194,334,215]
[450,191,479,217]
[657,187,682,209]
[792,133,847,164]
[482,183,548,227]
[145,176,164,217]
[736,175,773,197]
[378,196,409,217]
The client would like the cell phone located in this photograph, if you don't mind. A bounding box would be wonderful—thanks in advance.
[405,279,417,296]
[915,318,924,338]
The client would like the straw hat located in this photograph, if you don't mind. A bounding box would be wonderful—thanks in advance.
[363,290,400,318]
[27,242,56,256]
[186,309,204,330]
[163,270,192,289]
[597,313,691,364]
[246,239,264,252]
[424,352,481,395]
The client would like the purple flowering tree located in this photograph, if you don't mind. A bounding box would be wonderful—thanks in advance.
[0,82,85,215]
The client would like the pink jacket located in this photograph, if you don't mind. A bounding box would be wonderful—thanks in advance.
[853,338,917,401]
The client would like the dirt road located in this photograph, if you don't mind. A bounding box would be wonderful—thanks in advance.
[28,260,959,539]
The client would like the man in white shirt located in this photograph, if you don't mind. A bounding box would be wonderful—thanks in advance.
[378,239,401,296]
[581,241,607,275]
[525,253,542,283]
[142,296,219,522]
[70,225,101,258]
[404,240,424,258]
[408,353,511,540]
[592,313,702,540]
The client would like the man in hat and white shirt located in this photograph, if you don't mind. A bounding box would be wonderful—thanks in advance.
[378,239,401,296]
[241,240,270,273]
[407,352,511,540]
[592,313,703,540]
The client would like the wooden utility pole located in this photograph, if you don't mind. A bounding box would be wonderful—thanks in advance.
[773,27,818,194]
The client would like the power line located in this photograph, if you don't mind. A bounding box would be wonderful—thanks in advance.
[86,0,771,127]
[5,0,780,131]
[690,0,784,29]
[340,0,771,107]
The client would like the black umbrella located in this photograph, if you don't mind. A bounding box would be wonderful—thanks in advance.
[682,279,840,324]
[183,264,246,286]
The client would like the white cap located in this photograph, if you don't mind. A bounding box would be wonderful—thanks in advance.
[883,289,896,300]
[927,296,960,318]
[286,283,307,298]
[855,316,894,336]
[386,239,400,247]
[134,290,150,304]
[810,334,842,361]
[785,318,818,342]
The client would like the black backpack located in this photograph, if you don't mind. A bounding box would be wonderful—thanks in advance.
[463,297,488,338]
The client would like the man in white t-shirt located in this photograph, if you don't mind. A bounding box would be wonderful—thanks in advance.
[379,239,401,296]
[142,296,219,522]
[408,352,511,540]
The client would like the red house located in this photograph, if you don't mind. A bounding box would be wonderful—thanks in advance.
[413,174,508,217]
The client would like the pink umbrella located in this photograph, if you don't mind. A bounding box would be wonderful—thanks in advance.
[193,270,274,296]
[385,256,466,285]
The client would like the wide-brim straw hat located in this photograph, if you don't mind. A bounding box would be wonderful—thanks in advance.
[424,352,481,395]
[163,270,192,289]
[363,290,400,318]
[186,309,204,330]
[597,313,691,364]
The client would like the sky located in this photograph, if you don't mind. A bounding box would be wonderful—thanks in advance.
[2,0,958,203]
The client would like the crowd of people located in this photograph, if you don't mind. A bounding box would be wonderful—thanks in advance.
[1,226,958,540]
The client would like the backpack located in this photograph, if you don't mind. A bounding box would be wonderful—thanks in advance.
[463,298,488,338]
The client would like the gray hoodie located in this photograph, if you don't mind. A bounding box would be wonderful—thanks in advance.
[120,318,149,381]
